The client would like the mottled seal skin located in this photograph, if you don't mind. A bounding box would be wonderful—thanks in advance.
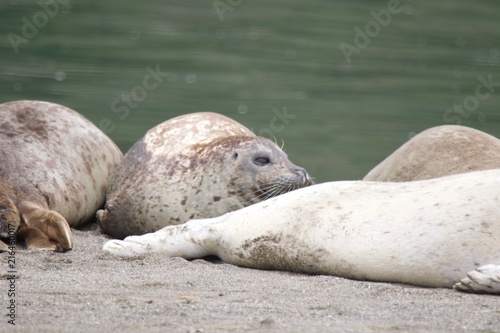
[0,100,123,251]
[364,125,500,181]
[97,112,312,239]
[104,169,500,295]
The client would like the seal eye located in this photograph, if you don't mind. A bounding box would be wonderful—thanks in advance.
[232,153,239,160]
[254,157,270,166]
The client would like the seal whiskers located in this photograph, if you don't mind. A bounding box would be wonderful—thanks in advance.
[257,181,303,201]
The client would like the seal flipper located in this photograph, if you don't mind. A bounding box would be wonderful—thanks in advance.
[95,209,106,223]
[96,199,131,239]
[18,201,74,251]
[16,221,57,251]
[103,218,217,258]
[454,265,500,294]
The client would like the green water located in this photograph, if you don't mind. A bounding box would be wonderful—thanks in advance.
[1,0,499,182]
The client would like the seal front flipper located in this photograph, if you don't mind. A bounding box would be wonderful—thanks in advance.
[454,265,500,294]
[102,239,145,257]
[103,222,213,259]
[18,201,73,251]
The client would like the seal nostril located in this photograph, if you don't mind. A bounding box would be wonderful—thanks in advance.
[294,168,309,182]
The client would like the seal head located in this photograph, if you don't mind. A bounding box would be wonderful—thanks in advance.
[207,135,311,204]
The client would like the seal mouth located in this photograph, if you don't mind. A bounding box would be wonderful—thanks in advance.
[255,175,313,202]
[255,183,299,201]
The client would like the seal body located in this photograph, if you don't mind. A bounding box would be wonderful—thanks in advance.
[104,169,500,294]
[364,125,500,181]
[97,112,311,239]
[0,100,123,251]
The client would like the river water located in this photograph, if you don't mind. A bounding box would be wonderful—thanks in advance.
[2,0,499,182]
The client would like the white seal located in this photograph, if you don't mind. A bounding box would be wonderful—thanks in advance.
[104,169,500,294]
[364,125,500,181]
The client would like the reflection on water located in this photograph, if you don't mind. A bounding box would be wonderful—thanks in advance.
[1,0,499,182]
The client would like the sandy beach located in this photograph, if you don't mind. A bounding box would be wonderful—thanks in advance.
[1,222,499,333]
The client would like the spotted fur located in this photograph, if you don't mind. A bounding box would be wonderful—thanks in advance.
[98,112,311,239]
[0,100,123,251]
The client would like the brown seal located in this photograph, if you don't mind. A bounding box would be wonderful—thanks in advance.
[363,125,500,181]
[97,112,312,239]
[0,100,123,251]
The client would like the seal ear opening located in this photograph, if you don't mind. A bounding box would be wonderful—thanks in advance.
[232,152,239,160]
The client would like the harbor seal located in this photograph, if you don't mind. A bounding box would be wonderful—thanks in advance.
[104,169,500,294]
[364,125,500,181]
[0,100,123,251]
[97,112,312,239]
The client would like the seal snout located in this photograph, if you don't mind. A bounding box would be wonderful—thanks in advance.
[294,168,312,185]
[292,168,313,187]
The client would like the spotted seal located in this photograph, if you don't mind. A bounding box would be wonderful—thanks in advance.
[363,125,500,181]
[104,169,500,295]
[0,100,123,251]
[97,112,312,239]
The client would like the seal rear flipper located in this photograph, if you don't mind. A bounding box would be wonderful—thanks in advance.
[454,265,500,294]
[18,201,73,251]
[16,222,57,251]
